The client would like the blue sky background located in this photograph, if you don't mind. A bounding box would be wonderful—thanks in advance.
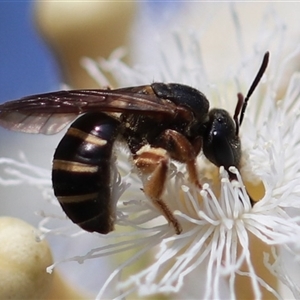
[0,1,61,102]
[0,1,181,103]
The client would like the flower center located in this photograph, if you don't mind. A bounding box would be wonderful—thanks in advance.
[245,180,266,203]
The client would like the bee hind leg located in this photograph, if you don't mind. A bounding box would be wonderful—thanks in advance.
[133,145,182,235]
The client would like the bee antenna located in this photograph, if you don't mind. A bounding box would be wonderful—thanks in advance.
[233,93,244,135]
[239,51,270,126]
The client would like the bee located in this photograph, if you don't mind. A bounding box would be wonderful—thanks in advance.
[0,52,269,235]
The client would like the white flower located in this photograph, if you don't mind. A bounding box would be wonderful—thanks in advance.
[2,4,300,300]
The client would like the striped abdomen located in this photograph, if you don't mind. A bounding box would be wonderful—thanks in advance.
[52,112,120,234]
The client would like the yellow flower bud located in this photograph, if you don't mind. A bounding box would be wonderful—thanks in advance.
[0,217,53,299]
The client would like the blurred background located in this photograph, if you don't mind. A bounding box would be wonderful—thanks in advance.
[0,1,183,102]
[0,1,60,102]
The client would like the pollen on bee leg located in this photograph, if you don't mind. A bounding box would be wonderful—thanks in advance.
[134,145,182,234]
[134,145,168,174]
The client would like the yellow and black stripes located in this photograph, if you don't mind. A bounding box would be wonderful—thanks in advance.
[52,112,120,234]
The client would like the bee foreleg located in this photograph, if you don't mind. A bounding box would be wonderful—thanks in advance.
[134,146,182,234]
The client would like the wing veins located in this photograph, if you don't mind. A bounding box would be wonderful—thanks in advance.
[0,88,176,115]
[0,86,177,134]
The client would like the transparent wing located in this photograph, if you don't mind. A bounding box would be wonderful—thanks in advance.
[0,86,176,135]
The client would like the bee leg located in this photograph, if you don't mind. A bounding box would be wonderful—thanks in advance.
[158,129,202,189]
[134,146,182,234]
